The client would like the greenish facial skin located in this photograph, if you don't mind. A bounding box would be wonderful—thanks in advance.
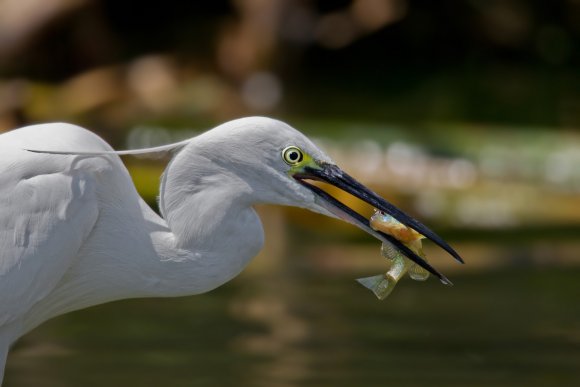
[282,145,319,175]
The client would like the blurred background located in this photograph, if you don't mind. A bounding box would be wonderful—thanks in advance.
[2,0,579,386]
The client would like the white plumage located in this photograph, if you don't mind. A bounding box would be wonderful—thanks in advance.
[0,117,460,382]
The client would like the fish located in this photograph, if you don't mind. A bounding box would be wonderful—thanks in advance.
[356,210,430,300]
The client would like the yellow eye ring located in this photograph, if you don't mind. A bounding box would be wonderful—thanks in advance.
[282,146,304,165]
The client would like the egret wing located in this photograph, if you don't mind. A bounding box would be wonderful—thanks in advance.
[0,151,99,327]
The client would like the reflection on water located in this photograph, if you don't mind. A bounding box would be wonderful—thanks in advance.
[5,239,580,387]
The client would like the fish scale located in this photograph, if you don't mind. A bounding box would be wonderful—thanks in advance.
[356,210,430,300]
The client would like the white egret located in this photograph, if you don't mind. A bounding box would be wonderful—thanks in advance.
[0,117,462,381]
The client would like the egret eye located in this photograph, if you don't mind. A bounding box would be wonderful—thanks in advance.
[282,146,304,165]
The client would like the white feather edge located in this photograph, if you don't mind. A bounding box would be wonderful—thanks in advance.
[24,139,191,157]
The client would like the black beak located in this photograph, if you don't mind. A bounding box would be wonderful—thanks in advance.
[294,163,463,285]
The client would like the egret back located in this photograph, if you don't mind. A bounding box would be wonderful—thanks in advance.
[0,124,110,332]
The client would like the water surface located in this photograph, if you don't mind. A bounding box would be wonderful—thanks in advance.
[5,255,579,387]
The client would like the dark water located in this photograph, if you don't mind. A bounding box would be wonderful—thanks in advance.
[5,263,580,387]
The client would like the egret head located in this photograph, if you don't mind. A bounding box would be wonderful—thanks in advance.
[188,117,462,284]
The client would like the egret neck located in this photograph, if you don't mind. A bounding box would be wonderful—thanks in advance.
[155,144,265,296]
